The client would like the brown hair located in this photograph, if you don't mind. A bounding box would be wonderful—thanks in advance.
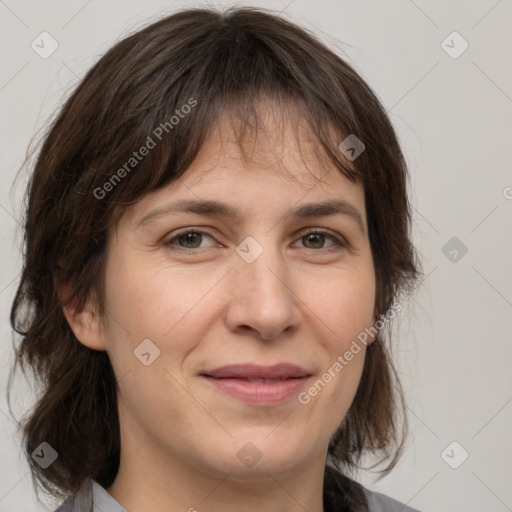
[8,5,421,504]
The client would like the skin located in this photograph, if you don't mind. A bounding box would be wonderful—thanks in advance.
[62,107,377,512]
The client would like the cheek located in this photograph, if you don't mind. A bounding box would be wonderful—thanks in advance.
[314,270,376,349]
[103,250,222,340]
[101,255,228,401]
[303,272,374,407]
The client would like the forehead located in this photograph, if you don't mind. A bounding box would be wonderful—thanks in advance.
[123,102,365,225]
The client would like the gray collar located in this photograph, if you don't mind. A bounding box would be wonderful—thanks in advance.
[53,479,127,512]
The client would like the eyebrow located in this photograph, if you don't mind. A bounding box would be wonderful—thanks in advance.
[134,198,366,234]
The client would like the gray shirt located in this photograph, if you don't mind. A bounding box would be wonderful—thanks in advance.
[53,478,421,512]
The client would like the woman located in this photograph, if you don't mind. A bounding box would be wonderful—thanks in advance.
[9,6,422,512]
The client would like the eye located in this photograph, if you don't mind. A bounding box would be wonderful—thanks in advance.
[163,230,216,250]
[163,228,346,252]
[293,229,346,251]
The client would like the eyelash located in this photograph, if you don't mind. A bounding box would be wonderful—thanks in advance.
[162,228,347,253]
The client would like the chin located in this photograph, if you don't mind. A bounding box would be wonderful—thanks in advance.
[213,455,306,484]
[209,437,313,481]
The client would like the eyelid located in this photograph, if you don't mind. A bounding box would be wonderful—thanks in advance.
[163,226,348,251]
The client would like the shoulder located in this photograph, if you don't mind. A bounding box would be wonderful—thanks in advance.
[50,478,126,512]
[323,465,423,512]
[362,486,422,512]
[52,498,73,512]
[51,479,93,512]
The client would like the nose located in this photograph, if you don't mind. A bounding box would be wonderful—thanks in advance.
[224,243,302,341]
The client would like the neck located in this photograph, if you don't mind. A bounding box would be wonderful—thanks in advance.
[106,431,327,512]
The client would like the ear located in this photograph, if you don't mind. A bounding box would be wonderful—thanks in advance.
[57,279,107,351]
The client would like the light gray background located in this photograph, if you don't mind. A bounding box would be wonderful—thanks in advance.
[1,1,511,511]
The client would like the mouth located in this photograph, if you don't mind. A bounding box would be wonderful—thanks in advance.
[200,363,312,404]
[202,363,311,380]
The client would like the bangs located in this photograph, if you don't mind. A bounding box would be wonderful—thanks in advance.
[106,93,361,227]
[70,7,367,228]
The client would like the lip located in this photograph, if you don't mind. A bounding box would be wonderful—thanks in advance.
[203,363,311,380]
[200,363,312,404]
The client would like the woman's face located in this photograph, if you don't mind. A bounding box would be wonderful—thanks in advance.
[74,113,376,482]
